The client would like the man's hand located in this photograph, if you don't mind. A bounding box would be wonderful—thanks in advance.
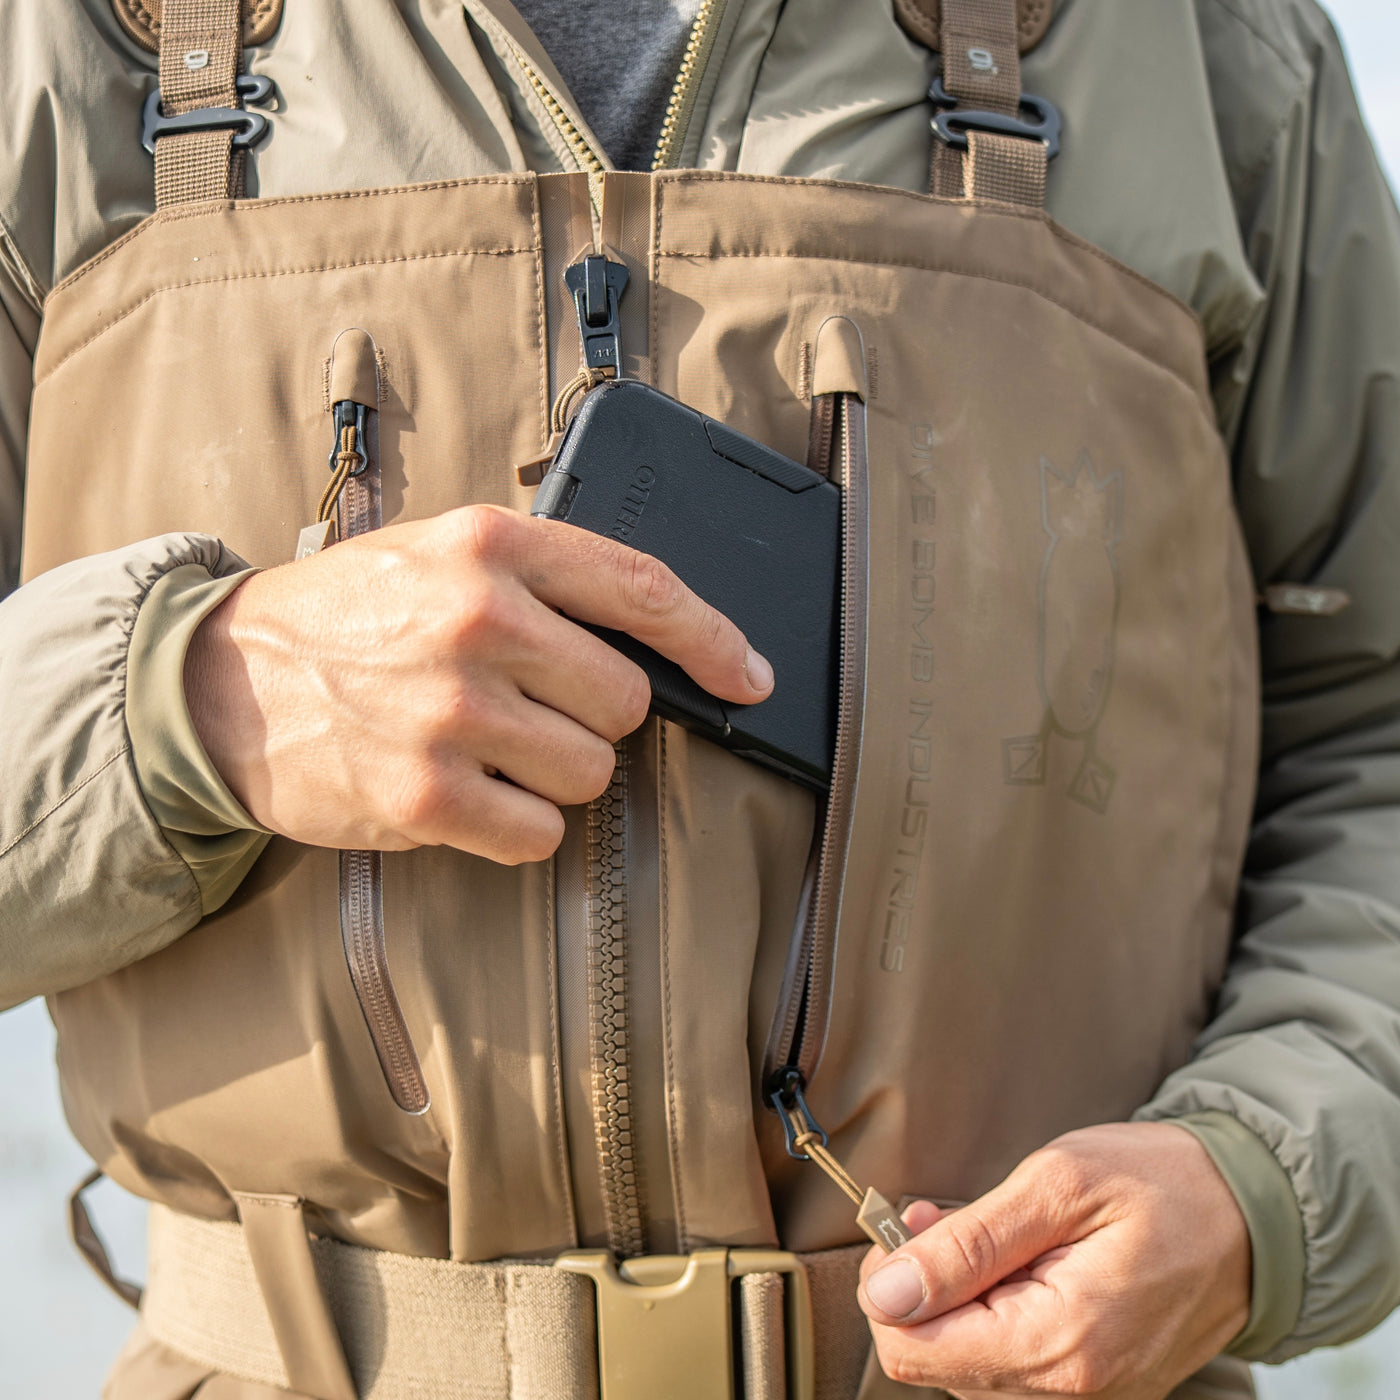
[858,1122,1251,1399]
[184,505,773,862]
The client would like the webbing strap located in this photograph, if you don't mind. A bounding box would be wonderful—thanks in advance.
[154,0,244,207]
[929,0,1048,208]
[141,1203,876,1400]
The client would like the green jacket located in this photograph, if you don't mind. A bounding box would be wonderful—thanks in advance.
[2,0,1399,1368]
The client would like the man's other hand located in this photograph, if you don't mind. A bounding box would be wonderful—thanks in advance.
[184,505,774,862]
[858,1122,1251,1398]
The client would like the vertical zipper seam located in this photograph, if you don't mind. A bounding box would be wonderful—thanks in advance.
[586,742,646,1256]
[335,417,431,1117]
[652,0,728,171]
[656,716,690,1252]
[544,851,581,1245]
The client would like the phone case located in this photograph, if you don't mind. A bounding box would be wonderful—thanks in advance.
[530,380,840,789]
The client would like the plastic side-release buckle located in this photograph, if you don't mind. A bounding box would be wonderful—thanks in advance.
[555,1247,815,1400]
[929,77,1062,160]
[141,73,276,156]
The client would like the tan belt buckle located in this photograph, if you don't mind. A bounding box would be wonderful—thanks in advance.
[555,1247,815,1400]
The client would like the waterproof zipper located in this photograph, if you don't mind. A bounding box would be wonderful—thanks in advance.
[495,28,604,178]
[651,0,728,171]
[326,398,431,1117]
[761,394,897,1248]
[765,393,869,1088]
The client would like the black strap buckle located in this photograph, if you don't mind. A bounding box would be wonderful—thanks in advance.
[141,73,276,157]
[929,77,1062,161]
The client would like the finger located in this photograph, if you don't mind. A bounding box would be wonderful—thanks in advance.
[510,603,653,742]
[860,1164,1078,1327]
[870,1275,1093,1398]
[394,762,566,864]
[860,1201,945,1285]
[474,693,621,807]
[478,510,774,705]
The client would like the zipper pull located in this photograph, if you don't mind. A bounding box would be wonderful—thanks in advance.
[564,253,630,375]
[296,400,369,558]
[768,1068,914,1254]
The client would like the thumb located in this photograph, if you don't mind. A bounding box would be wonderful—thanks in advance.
[859,1172,1071,1326]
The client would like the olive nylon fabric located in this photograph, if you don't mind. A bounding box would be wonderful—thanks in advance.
[1,0,1400,1378]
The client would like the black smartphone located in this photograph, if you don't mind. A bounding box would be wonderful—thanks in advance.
[531,380,840,789]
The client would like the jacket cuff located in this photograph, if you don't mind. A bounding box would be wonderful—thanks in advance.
[127,563,272,916]
[1162,1110,1306,1360]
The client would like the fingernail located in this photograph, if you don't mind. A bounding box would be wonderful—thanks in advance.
[745,646,774,693]
[865,1258,925,1319]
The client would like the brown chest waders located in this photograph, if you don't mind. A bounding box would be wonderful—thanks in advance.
[34,0,1260,1395]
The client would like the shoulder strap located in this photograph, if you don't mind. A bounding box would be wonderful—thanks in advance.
[114,0,283,53]
[903,0,1054,208]
[152,0,250,207]
[892,0,1053,54]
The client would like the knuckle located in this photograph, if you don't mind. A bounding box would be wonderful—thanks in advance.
[496,807,565,865]
[453,587,516,649]
[553,737,619,805]
[622,550,682,619]
[458,503,517,564]
[579,738,620,798]
[612,666,652,737]
[389,763,452,835]
[1030,1142,1095,1201]
[882,1352,928,1390]
[1049,1350,1115,1396]
[945,1210,1001,1283]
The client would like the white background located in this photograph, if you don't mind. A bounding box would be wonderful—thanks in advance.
[4,3,1400,1396]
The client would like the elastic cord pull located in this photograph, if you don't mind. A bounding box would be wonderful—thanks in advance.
[318,408,368,524]
[768,1069,914,1254]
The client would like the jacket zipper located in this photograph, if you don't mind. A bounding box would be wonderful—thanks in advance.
[652,0,728,171]
[330,400,432,1117]
[497,2,727,177]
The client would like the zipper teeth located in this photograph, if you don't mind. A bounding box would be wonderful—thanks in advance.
[510,47,605,176]
[796,397,865,1082]
[342,850,428,1114]
[337,451,432,1117]
[652,0,724,171]
[586,747,646,1256]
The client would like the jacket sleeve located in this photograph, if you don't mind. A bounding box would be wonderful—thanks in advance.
[0,222,267,1009]
[1138,1,1400,1362]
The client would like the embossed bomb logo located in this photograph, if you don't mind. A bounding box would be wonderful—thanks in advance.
[1003,452,1122,815]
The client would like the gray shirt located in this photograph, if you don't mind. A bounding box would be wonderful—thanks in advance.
[512,0,703,170]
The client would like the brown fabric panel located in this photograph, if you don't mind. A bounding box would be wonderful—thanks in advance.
[113,0,284,54]
[153,0,243,207]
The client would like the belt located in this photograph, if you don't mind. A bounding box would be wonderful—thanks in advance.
[139,1202,880,1400]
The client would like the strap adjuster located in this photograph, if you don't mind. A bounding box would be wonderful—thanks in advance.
[556,1247,815,1400]
[141,73,276,157]
[929,77,1062,160]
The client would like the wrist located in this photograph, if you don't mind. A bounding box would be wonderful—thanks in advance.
[184,573,265,822]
